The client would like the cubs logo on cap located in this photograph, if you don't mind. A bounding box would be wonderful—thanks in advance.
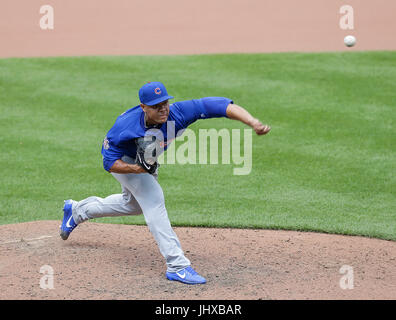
[139,81,174,106]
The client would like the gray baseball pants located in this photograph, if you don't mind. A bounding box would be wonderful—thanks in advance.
[69,156,191,273]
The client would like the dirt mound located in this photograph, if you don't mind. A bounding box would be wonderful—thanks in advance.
[0,220,395,300]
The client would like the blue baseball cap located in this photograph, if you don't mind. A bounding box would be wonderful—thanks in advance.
[139,82,174,106]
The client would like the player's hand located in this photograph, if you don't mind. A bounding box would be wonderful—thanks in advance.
[251,119,271,135]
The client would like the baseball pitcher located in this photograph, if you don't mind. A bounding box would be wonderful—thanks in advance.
[60,81,270,284]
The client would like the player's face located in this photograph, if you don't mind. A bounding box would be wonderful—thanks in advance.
[142,100,170,125]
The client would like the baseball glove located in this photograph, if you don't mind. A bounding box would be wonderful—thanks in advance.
[135,135,160,174]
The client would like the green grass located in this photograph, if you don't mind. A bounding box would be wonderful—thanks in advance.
[0,52,395,240]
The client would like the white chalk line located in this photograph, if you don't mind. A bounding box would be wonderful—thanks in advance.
[0,235,54,245]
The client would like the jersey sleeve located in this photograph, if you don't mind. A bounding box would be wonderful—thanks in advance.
[173,97,233,128]
[201,97,233,118]
[101,137,124,172]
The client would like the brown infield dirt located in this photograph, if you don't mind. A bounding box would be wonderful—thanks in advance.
[1,0,396,300]
[0,220,395,300]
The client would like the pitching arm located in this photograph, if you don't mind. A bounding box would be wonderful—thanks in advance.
[226,103,271,135]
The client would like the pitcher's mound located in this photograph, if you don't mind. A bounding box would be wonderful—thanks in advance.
[0,220,395,300]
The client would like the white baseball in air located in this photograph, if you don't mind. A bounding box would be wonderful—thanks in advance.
[344,35,356,47]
